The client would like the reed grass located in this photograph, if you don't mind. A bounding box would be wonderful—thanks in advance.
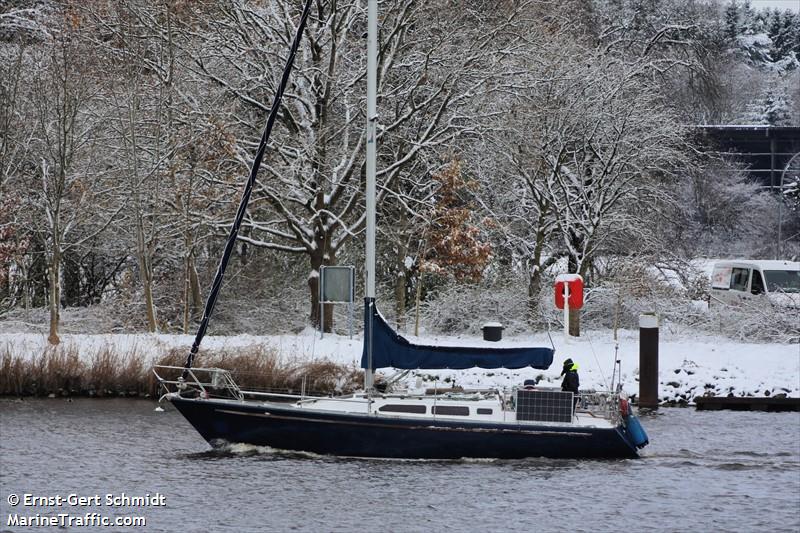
[155,348,363,397]
[0,343,362,398]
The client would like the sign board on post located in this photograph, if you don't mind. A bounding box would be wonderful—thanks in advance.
[554,274,584,342]
[321,266,355,303]
[320,266,355,338]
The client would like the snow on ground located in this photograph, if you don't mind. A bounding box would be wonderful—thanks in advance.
[2,325,797,403]
[389,329,800,403]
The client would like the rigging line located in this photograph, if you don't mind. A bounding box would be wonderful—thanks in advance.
[534,296,556,353]
[544,310,556,353]
[610,288,622,392]
[585,331,609,391]
[183,0,315,376]
[545,319,556,353]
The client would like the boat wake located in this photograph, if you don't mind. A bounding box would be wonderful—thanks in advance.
[186,440,328,460]
[187,442,596,466]
[213,441,278,456]
[190,442,501,462]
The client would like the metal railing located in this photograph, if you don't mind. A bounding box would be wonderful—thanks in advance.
[153,365,244,401]
[576,390,624,424]
[152,365,369,406]
[154,365,627,425]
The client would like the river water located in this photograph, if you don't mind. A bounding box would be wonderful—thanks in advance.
[1,399,798,532]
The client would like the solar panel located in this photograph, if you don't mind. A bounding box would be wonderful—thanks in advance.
[516,390,574,423]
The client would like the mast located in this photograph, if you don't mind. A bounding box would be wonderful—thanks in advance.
[364,0,378,391]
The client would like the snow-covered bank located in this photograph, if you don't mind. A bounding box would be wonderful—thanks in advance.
[1,327,797,402]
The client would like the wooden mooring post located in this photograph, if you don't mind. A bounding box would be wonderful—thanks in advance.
[639,313,659,409]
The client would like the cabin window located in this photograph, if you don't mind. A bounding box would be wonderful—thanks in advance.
[379,404,426,414]
[711,267,732,289]
[764,270,800,293]
[432,405,469,416]
[751,271,765,295]
[476,408,493,415]
[730,268,750,292]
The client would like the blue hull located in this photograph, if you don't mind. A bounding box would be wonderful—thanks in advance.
[171,397,642,459]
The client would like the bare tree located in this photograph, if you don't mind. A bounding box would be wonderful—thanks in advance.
[97,1,178,333]
[187,0,510,330]
[482,25,689,332]
[83,0,239,332]
[0,42,32,306]
[27,9,119,343]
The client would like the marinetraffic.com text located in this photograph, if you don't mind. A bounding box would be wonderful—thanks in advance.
[5,492,166,529]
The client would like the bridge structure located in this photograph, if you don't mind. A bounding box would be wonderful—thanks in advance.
[694,125,800,190]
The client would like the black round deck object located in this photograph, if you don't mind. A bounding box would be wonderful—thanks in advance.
[482,322,503,342]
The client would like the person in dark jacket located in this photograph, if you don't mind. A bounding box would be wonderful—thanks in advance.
[560,358,580,395]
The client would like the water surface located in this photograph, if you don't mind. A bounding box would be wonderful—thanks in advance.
[1,399,798,532]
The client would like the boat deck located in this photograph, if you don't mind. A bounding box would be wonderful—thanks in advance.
[154,365,622,430]
[299,395,616,428]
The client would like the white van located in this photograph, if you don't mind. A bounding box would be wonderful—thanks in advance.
[710,260,800,308]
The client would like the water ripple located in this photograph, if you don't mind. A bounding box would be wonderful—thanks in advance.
[1,399,798,533]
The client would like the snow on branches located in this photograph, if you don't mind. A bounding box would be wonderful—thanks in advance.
[0,193,27,290]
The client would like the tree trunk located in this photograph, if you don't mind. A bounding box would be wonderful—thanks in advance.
[527,239,544,323]
[527,207,548,317]
[0,251,9,303]
[182,259,190,334]
[394,234,410,330]
[183,240,201,331]
[135,213,157,333]
[142,268,157,333]
[47,246,61,345]
[568,259,592,337]
[394,269,406,330]
[183,249,202,333]
[528,267,541,321]
[181,237,190,333]
[568,307,580,337]
[308,244,335,332]
[138,249,157,333]
[413,273,423,336]
[189,256,201,318]
[21,256,30,310]
[567,254,579,277]
[240,238,248,265]
[63,252,81,306]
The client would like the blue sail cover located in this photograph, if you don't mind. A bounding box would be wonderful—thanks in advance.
[360,301,554,370]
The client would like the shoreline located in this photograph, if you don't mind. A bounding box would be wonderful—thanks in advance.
[3,394,798,410]
[0,339,363,400]
[1,329,797,403]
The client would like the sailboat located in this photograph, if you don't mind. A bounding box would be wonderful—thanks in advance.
[155,0,649,460]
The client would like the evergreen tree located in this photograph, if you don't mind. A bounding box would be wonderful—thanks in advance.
[752,9,768,34]
[725,0,741,41]
[783,12,800,60]
[763,90,791,125]
[765,10,800,62]
[741,0,756,34]
[768,10,788,60]
[793,13,800,57]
